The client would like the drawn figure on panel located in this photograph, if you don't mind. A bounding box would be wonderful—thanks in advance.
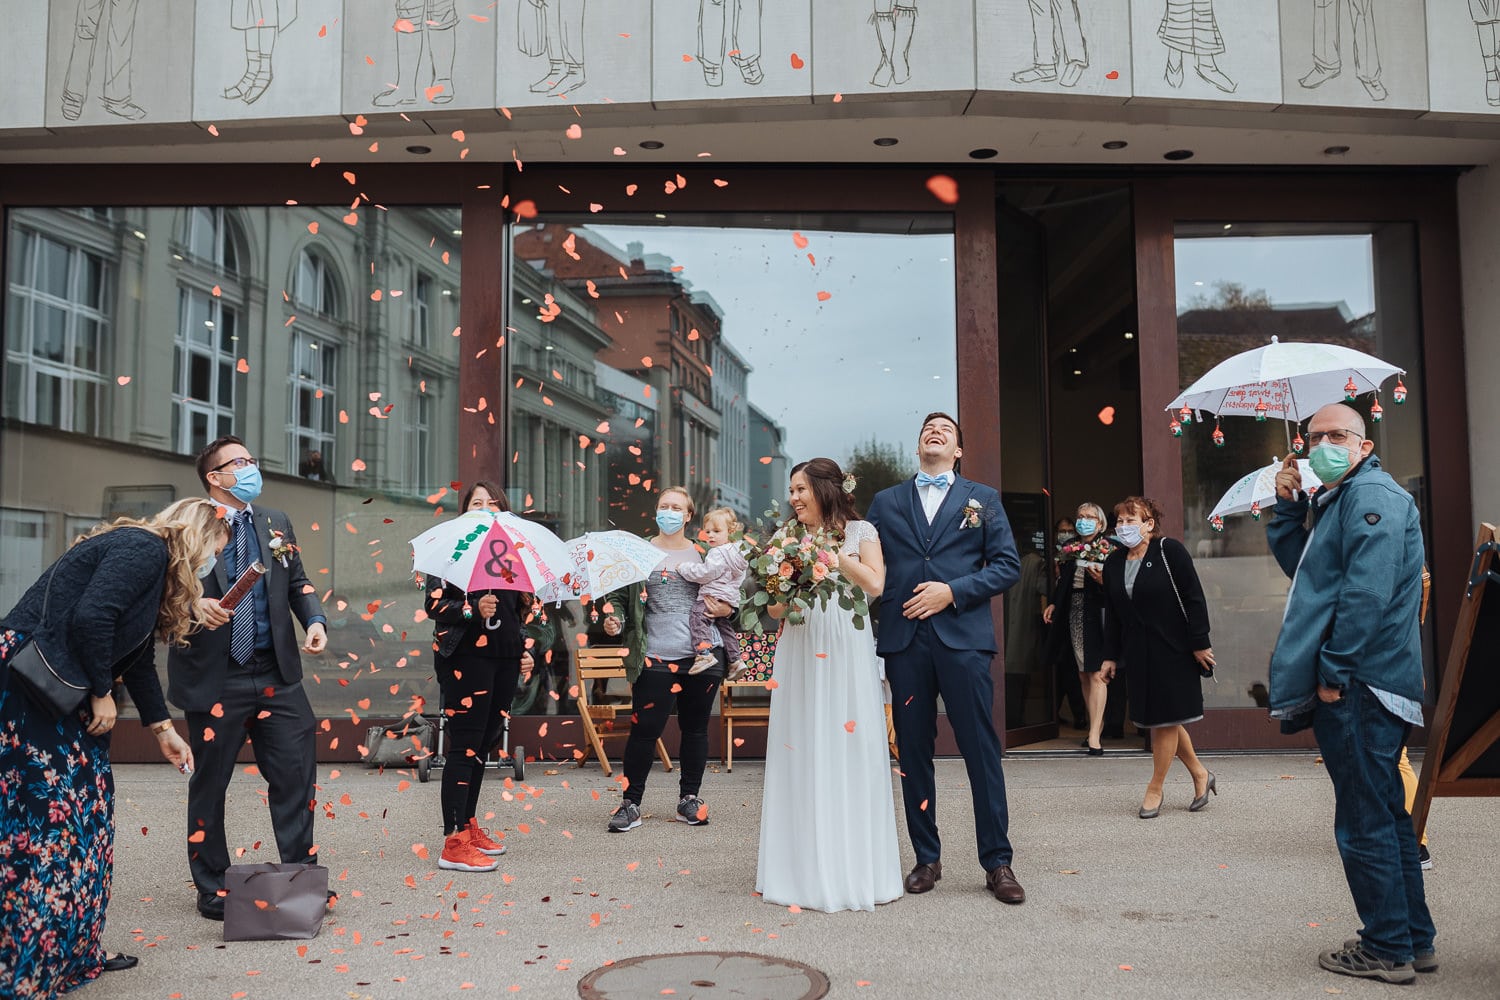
[517,0,586,95]
[1157,0,1235,93]
[1296,0,1385,101]
[871,0,918,87]
[698,0,764,87]
[223,0,299,105]
[1470,0,1500,106]
[1013,0,1087,88]
[62,0,147,121]
[374,1,459,107]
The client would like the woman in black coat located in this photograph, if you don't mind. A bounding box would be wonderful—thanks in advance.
[0,498,225,997]
[1044,502,1115,754]
[1100,496,1217,819]
[426,480,535,873]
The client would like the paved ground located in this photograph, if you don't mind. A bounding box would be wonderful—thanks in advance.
[89,751,1499,1000]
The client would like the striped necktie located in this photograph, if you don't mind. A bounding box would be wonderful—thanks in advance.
[230,510,256,666]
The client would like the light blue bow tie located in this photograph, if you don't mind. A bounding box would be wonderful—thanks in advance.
[915,472,952,489]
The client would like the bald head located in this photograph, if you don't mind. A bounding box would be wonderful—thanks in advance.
[1311,403,1366,439]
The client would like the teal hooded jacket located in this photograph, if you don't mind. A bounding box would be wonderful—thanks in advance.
[1265,454,1426,728]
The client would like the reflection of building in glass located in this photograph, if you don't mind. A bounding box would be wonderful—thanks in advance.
[1,205,463,619]
[592,363,659,535]
[747,402,788,526]
[509,259,612,540]
[711,336,753,520]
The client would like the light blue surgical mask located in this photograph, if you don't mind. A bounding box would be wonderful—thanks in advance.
[196,554,217,579]
[225,464,263,504]
[1308,440,1354,484]
[1074,518,1098,537]
[1116,524,1144,548]
[655,510,685,536]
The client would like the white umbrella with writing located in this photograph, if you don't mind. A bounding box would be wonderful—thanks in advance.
[1206,458,1322,531]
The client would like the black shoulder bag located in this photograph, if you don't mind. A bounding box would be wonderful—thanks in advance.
[9,567,91,718]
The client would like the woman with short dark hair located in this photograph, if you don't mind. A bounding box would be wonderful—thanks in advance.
[1100,496,1218,818]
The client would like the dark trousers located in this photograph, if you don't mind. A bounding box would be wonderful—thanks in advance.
[690,598,741,663]
[884,621,1013,871]
[185,652,317,892]
[437,652,520,834]
[1313,683,1436,964]
[622,657,722,805]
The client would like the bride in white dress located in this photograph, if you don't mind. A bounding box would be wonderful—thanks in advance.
[756,458,903,912]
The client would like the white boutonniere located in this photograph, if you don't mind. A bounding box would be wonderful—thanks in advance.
[267,522,296,568]
[960,498,983,530]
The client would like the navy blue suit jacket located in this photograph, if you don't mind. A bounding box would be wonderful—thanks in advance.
[867,475,1021,656]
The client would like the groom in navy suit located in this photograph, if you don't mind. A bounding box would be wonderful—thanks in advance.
[867,412,1025,903]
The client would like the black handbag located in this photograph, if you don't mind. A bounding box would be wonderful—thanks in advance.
[9,568,90,718]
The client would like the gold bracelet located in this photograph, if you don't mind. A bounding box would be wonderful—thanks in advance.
[150,721,174,735]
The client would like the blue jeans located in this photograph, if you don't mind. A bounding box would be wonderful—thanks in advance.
[1312,683,1436,963]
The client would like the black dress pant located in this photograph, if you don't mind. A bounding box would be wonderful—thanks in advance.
[622,655,722,805]
[437,651,521,834]
[185,651,317,893]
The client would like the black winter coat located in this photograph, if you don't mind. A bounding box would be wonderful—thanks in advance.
[1046,558,1110,672]
[427,585,529,661]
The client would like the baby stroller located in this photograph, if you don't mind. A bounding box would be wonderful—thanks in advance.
[416,690,525,783]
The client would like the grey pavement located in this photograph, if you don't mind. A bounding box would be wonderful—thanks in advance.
[91,752,1499,1000]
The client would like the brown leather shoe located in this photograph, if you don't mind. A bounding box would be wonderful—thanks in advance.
[904,861,942,894]
[986,865,1025,904]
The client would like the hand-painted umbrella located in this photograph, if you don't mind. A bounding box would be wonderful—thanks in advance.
[410,510,579,603]
[1208,458,1322,523]
[565,529,667,600]
[1166,336,1405,424]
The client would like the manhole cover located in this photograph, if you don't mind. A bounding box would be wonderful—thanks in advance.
[578,951,829,999]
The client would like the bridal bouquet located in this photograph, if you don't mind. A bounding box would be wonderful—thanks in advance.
[738,516,870,631]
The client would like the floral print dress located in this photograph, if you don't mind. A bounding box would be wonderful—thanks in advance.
[0,629,115,998]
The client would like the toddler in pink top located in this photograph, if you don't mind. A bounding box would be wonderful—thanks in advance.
[676,507,749,675]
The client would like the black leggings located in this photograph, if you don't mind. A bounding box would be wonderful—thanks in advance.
[437,652,521,835]
[622,656,723,805]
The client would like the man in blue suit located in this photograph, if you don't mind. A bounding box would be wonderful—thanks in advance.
[867,412,1025,903]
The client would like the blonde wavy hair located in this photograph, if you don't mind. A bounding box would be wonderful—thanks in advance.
[72,497,231,646]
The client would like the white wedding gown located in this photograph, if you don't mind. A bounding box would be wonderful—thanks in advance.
[756,520,903,912]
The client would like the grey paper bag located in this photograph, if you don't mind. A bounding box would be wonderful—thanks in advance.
[223,863,329,941]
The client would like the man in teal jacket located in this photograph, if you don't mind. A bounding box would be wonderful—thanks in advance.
[1266,402,1435,985]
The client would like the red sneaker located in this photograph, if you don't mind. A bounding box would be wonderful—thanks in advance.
[467,818,507,856]
[438,830,499,872]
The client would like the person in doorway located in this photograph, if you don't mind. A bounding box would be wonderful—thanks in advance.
[598,486,726,833]
[1266,403,1435,984]
[169,436,329,921]
[373,0,459,107]
[427,481,536,872]
[1044,502,1114,754]
[1099,496,1216,818]
[0,498,218,996]
[867,412,1026,904]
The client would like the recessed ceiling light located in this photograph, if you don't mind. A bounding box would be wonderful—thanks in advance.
[1102,140,1128,150]
[1324,145,1351,156]
[1163,149,1195,161]
[1124,331,1135,340]
[639,140,665,150]
[968,147,999,159]
[406,145,432,155]
[873,137,899,147]
[1223,224,1233,231]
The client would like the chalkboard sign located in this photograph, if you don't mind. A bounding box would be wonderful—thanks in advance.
[1412,523,1500,836]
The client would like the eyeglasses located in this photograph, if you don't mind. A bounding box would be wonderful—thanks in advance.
[1306,429,1363,447]
[213,456,259,471]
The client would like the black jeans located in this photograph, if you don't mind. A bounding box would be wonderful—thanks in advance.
[437,652,521,834]
[622,655,723,805]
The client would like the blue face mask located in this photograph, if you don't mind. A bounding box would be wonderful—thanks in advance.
[224,464,263,504]
[196,554,217,580]
[655,510,686,536]
[1116,524,1144,547]
[1074,518,1098,537]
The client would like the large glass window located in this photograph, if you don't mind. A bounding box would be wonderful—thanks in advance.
[508,215,957,713]
[3,204,463,721]
[1173,224,1431,709]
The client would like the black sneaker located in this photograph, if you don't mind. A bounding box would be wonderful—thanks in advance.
[1419,844,1433,871]
[1343,938,1437,974]
[676,794,709,825]
[196,889,225,921]
[1318,944,1416,984]
[607,799,642,833]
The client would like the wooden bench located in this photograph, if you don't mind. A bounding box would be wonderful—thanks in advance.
[574,645,673,777]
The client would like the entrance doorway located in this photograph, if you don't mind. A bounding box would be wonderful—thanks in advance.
[997,182,1143,750]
